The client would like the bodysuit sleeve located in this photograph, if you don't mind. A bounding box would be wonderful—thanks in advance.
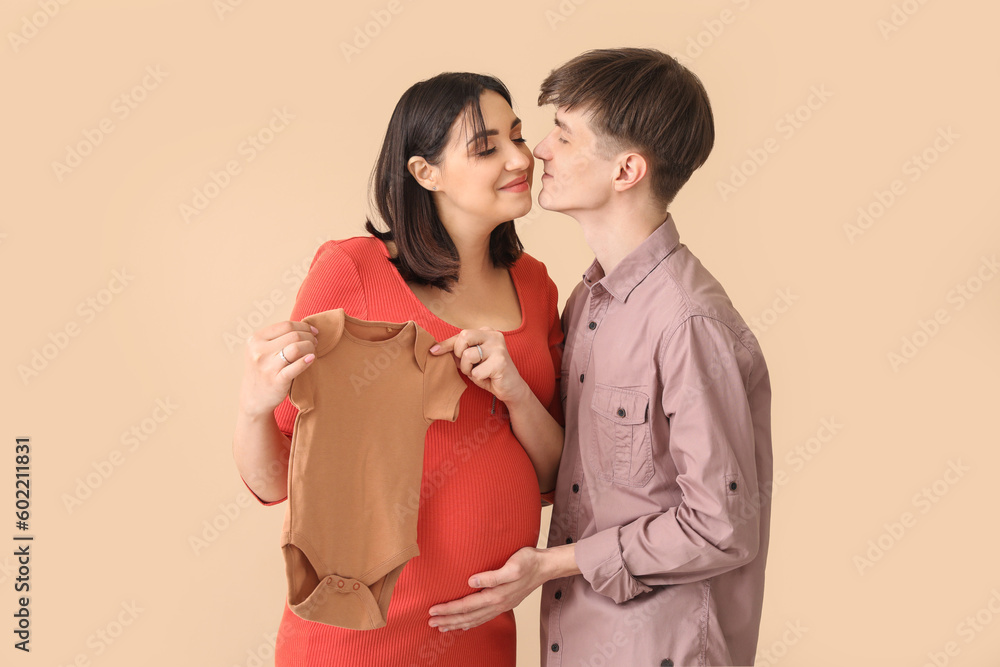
[422,353,467,424]
[241,241,366,506]
[274,241,368,438]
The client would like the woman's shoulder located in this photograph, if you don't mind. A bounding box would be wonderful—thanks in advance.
[511,250,557,293]
[511,249,551,280]
[511,250,560,325]
[316,234,385,259]
[308,234,388,272]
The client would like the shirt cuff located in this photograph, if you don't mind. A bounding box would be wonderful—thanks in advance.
[240,474,286,506]
[575,526,653,604]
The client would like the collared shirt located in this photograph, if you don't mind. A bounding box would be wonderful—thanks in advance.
[540,214,773,667]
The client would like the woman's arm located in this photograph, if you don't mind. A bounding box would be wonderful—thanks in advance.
[232,320,319,504]
[501,377,564,493]
[233,407,292,504]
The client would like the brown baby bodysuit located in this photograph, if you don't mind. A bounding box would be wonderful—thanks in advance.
[280,308,466,629]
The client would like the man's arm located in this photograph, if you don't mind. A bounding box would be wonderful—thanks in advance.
[575,315,764,604]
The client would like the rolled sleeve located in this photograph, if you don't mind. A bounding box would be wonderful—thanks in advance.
[575,525,654,603]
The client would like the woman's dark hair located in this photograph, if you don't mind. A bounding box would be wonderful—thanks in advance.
[364,72,524,291]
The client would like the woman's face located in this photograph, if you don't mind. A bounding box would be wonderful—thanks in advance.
[430,90,534,234]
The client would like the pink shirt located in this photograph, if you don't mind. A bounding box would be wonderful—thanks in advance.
[541,214,773,666]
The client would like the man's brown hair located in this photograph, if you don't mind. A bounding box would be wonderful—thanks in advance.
[538,47,715,207]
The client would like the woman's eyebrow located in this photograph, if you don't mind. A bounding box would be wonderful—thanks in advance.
[466,117,522,145]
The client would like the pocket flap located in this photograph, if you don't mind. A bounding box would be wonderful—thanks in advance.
[591,384,649,425]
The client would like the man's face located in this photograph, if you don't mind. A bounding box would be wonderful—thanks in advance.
[532,105,617,215]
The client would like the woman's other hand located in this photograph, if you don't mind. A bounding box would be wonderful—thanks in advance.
[239,320,319,418]
[430,327,529,405]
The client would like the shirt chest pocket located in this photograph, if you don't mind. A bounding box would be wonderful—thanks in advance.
[588,384,653,487]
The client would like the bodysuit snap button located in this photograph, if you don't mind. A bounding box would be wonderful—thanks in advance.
[337,580,345,588]
[353,583,360,590]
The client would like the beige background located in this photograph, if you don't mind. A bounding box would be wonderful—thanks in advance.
[3,0,998,665]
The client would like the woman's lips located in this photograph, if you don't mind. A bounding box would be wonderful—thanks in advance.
[500,175,529,192]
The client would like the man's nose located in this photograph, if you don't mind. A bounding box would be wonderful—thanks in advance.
[533,136,550,160]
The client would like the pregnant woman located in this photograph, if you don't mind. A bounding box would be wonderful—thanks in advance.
[232,72,564,666]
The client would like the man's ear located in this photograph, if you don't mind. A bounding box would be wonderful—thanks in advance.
[612,152,648,193]
[407,156,439,192]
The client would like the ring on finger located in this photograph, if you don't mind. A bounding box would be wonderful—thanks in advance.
[475,344,484,362]
[278,348,290,364]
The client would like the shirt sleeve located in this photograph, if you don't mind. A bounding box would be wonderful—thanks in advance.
[242,239,368,507]
[574,315,763,603]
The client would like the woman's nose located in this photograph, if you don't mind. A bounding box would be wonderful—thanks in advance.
[507,143,532,170]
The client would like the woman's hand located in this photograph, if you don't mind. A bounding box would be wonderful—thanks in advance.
[430,327,529,405]
[238,320,319,418]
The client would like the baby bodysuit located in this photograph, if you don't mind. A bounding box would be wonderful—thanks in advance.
[280,308,466,629]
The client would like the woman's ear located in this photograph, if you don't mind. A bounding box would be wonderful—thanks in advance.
[407,156,439,192]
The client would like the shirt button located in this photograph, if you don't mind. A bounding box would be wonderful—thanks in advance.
[588,321,596,330]
[572,483,579,493]
[551,644,560,652]
[661,661,674,667]
[579,374,585,383]
[729,481,738,491]
[565,537,573,544]
[554,590,562,600]
[616,408,626,417]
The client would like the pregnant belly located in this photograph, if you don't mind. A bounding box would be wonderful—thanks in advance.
[394,423,542,610]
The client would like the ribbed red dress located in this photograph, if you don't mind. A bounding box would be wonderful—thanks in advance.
[241,235,563,666]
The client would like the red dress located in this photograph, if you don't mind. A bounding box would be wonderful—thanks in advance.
[243,235,563,666]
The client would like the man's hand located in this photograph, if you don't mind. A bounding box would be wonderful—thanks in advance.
[427,545,580,632]
[427,547,548,632]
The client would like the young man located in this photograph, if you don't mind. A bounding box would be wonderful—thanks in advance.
[429,48,772,666]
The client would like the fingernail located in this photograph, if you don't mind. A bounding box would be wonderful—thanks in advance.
[310,326,319,334]
[429,621,437,627]
[430,344,440,353]
[429,611,438,616]
[470,577,480,587]
[439,628,449,633]
[304,354,315,363]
